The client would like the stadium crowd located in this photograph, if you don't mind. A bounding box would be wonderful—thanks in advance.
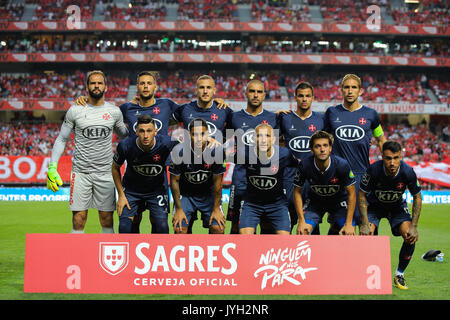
[1,70,447,104]
[0,0,446,25]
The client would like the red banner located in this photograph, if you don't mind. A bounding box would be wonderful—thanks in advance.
[0,156,72,183]
[24,234,392,295]
[0,52,447,67]
[0,20,448,36]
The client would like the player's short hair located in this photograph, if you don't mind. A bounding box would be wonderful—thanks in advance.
[255,122,273,134]
[137,114,155,128]
[309,130,334,149]
[295,81,314,96]
[382,140,402,153]
[196,75,215,86]
[137,71,157,83]
[341,74,362,88]
[189,117,208,132]
[246,79,265,92]
[86,70,107,86]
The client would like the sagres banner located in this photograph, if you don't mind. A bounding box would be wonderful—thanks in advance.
[24,234,392,295]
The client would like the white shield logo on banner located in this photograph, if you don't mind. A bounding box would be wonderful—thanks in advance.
[99,242,129,276]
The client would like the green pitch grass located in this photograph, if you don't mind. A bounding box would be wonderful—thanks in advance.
[0,201,448,300]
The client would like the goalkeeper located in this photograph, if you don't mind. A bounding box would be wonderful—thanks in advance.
[47,70,128,233]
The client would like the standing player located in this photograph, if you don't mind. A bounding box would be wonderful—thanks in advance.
[324,74,386,233]
[47,70,128,233]
[358,140,422,290]
[112,114,179,234]
[170,118,226,234]
[293,131,356,236]
[238,123,298,235]
[225,79,280,234]
[279,81,324,233]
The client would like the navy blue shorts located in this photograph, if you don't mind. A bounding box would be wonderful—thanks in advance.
[367,203,412,236]
[306,200,355,230]
[239,200,291,232]
[175,194,222,228]
[226,183,246,223]
[121,191,168,220]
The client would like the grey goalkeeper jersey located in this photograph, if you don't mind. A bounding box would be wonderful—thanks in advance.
[51,102,128,173]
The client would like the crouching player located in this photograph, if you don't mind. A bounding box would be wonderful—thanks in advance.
[293,130,356,235]
[237,123,298,235]
[112,114,179,233]
[358,140,422,290]
[169,118,226,234]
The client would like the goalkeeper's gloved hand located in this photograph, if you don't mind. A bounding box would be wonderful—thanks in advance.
[47,162,63,192]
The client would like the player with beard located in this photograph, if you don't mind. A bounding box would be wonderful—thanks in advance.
[47,70,128,234]
[358,141,422,290]
[324,74,386,234]
[293,131,356,236]
[279,82,324,233]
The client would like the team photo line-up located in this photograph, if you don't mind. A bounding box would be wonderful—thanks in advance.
[46,70,422,290]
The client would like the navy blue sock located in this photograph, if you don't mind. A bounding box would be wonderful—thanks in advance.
[119,217,133,233]
[397,242,415,273]
[151,218,169,234]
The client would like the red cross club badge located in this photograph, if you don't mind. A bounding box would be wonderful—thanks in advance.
[330,177,339,184]
[211,113,218,121]
[270,165,278,174]
[309,124,316,132]
[359,117,367,125]
[99,242,129,276]
[153,107,160,114]
[153,154,161,162]
[102,113,111,121]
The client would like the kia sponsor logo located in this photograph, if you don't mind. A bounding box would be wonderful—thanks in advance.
[288,136,310,152]
[375,190,403,203]
[241,130,255,146]
[82,125,111,139]
[310,185,340,196]
[335,125,365,141]
[188,120,217,135]
[249,176,277,190]
[184,170,211,184]
[132,164,163,176]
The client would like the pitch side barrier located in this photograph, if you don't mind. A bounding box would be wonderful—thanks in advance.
[1,187,450,204]
[24,233,391,295]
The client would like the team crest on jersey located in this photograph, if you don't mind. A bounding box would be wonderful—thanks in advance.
[249,175,277,190]
[289,136,310,152]
[359,117,367,125]
[308,124,316,132]
[310,185,340,196]
[132,164,163,176]
[153,154,161,162]
[153,106,160,114]
[335,125,365,141]
[330,177,339,184]
[211,113,218,121]
[99,242,129,276]
[270,165,278,174]
[375,190,403,203]
[184,170,211,184]
[102,113,111,121]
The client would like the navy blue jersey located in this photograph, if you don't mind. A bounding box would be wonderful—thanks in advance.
[227,109,280,190]
[280,111,325,161]
[360,160,421,209]
[113,135,179,195]
[173,100,233,139]
[294,154,356,205]
[240,145,298,205]
[324,104,382,174]
[169,146,226,197]
[119,98,180,137]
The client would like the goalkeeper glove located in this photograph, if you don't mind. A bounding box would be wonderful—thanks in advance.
[47,162,63,192]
